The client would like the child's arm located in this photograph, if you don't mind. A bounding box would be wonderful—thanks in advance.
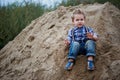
[87,27,98,41]
[87,33,98,41]
[93,33,99,41]
[65,29,72,45]
[64,39,70,45]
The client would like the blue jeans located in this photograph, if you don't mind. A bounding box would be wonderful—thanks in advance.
[68,40,96,60]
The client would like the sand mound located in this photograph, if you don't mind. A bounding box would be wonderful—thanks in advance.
[0,2,120,80]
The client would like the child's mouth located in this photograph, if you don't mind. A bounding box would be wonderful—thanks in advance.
[78,24,82,26]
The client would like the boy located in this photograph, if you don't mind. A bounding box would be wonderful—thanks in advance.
[65,9,98,71]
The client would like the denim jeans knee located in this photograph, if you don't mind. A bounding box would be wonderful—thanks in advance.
[85,40,96,57]
[68,41,80,59]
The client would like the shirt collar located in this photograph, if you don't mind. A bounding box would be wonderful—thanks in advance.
[74,25,85,30]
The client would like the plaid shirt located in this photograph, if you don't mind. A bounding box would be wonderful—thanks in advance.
[67,25,98,44]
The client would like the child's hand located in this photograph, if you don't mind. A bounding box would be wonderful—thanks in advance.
[64,39,70,46]
[87,32,93,39]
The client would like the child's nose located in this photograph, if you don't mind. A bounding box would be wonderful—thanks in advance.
[78,20,82,22]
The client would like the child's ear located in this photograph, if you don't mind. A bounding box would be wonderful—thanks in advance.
[71,16,74,22]
[72,19,74,22]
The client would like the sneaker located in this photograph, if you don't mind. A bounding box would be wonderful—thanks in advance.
[65,59,74,71]
[87,60,95,71]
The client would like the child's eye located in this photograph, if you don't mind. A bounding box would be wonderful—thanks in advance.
[80,19,84,21]
[76,19,79,21]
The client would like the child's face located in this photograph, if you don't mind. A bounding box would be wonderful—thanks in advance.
[73,14,85,27]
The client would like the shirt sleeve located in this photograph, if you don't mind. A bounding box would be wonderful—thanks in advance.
[67,29,72,44]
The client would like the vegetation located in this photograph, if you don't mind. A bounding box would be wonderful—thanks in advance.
[0,0,119,49]
[0,1,45,49]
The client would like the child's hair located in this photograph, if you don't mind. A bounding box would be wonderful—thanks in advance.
[71,9,86,22]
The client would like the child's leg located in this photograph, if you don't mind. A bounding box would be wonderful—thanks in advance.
[68,41,81,60]
[85,40,96,57]
[85,40,96,70]
[88,56,94,61]
[65,41,80,70]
